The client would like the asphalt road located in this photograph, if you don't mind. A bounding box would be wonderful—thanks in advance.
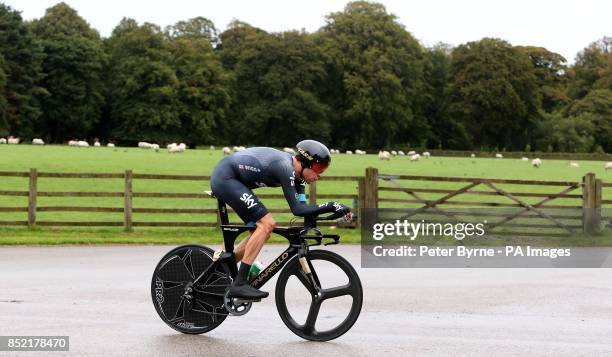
[1,244,612,356]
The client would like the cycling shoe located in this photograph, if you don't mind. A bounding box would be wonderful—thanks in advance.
[228,283,269,300]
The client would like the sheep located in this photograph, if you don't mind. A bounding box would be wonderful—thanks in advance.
[345,150,353,155]
[283,147,296,154]
[391,150,397,156]
[0,138,6,144]
[410,153,421,162]
[222,146,232,155]
[569,161,579,168]
[77,140,89,147]
[232,146,246,152]
[209,145,215,150]
[32,138,44,145]
[7,136,19,144]
[398,151,405,156]
[378,151,390,160]
[521,157,529,161]
[94,141,101,147]
[167,143,176,150]
[168,143,181,153]
[407,150,416,156]
[605,162,612,170]
[422,151,430,158]
[107,143,115,148]
[168,145,181,153]
[495,153,503,159]
[470,153,476,158]
[138,142,152,149]
[168,143,186,154]
[355,149,366,155]
[151,144,160,152]
[68,140,78,146]
[532,158,542,168]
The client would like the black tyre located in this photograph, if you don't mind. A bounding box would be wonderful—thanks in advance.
[275,250,363,341]
[151,244,231,334]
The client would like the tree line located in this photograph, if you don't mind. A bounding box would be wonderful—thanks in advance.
[0,1,610,152]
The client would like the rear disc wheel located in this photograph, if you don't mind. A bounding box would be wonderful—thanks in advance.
[151,244,232,334]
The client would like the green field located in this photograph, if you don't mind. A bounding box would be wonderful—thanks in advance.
[0,145,610,244]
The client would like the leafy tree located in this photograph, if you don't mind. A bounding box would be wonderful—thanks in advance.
[447,38,541,150]
[166,19,231,145]
[535,112,596,153]
[104,18,179,142]
[165,16,219,46]
[219,23,330,146]
[567,89,612,152]
[216,21,263,142]
[30,2,105,141]
[516,46,570,112]
[422,43,470,149]
[317,1,428,149]
[567,37,611,99]
[0,4,45,138]
[0,54,7,136]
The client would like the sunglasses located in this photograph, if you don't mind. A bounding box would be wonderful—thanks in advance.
[310,162,329,174]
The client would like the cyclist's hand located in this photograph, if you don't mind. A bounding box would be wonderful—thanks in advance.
[342,211,353,222]
[331,202,352,221]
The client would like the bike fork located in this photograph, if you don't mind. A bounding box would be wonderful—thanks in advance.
[298,247,321,294]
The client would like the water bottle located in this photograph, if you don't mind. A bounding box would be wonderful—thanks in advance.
[248,260,264,281]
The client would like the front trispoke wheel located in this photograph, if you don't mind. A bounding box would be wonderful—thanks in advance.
[322,284,353,300]
[275,250,363,342]
[304,299,322,335]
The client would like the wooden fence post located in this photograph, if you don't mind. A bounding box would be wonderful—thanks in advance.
[28,168,37,227]
[582,173,601,234]
[309,181,317,205]
[362,167,379,230]
[595,178,602,231]
[357,177,366,228]
[124,170,133,232]
[364,167,378,209]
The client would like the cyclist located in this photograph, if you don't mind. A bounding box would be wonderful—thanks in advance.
[210,140,352,300]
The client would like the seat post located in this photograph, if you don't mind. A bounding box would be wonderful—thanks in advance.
[217,199,229,225]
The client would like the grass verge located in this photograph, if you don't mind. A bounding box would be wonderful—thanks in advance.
[0,227,363,245]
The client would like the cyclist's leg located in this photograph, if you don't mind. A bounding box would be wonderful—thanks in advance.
[211,178,270,298]
[211,172,266,257]
[242,213,276,264]
[234,221,256,262]
[229,214,274,299]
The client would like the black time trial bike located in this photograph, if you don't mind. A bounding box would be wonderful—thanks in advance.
[151,196,363,341]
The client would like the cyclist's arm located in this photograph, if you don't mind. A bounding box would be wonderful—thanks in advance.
[274,162,338,217]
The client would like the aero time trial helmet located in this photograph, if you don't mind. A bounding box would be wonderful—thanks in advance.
[296,140,331,174]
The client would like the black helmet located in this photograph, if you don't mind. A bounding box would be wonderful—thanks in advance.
[296,140,331,173]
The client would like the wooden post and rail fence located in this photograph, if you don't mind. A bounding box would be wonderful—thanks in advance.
[0,168,609,235]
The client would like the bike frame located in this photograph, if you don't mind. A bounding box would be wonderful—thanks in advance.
[191,199,339,289]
